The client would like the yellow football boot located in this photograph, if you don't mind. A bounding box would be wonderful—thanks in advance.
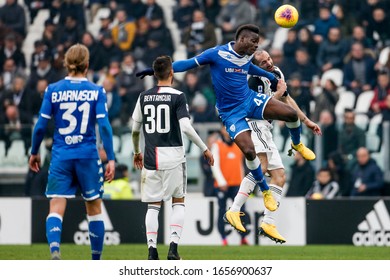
[223,210,246,233]
[262,190,277,211]
[291,142,316,160]
[259,223,286,244]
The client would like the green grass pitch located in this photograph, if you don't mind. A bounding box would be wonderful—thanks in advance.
[0,244,389,260]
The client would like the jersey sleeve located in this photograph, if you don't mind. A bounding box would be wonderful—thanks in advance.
[39,86,53,119]
[273,66,285,80]
[172,47,216,72]
[131,96,142,124]
[248,63,277,82]
[194,47,217,65]
[248,76,262,92]
[176,93,191,120]
[96,87,108,119]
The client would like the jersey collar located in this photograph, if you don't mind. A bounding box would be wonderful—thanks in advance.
[228,41,252,59]
[65,76,88,81]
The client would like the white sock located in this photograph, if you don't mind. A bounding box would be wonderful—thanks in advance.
[262,184,283,225]
[245,157,261,170]
[145,204,160,248]
[170,202,185,244]
[230,174,256,212]
[286,119,301,128]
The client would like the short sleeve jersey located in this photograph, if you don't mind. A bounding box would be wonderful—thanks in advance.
[39,77,108,161]
[132,86,191,170]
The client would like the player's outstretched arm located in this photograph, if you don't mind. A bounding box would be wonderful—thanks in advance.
[136,58,200,78]
[172,58,199,73]
[249,63,278,88]
[285,95,322,135]
[179,117,214,166]
[135,67,154,79]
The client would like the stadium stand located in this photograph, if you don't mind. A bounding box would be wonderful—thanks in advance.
[0,0,389,198]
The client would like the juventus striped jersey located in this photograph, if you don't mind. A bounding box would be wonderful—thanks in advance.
[248,66,284,96]
[132,86,191,170]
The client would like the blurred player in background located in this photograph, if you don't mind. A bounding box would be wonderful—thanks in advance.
[29,44,116,260]
[210,125,249,246]
[226,50,322,243]
[131,55,214,260]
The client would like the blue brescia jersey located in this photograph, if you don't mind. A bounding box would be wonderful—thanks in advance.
[39,76,108,161]
[193,42,270,111]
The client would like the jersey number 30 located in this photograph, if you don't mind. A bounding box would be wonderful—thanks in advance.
[144,104,170,134]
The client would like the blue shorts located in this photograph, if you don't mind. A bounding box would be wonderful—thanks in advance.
[46,158,104,201]
[218,90,271,139]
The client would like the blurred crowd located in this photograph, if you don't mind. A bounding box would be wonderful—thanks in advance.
[0,0,389,198]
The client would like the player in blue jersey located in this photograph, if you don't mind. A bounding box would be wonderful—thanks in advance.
[29,44,115,260]
[137,24,315,214]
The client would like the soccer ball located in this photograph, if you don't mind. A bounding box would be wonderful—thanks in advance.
[274,4,299,28]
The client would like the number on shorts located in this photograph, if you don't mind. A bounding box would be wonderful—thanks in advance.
[254,93,267,106]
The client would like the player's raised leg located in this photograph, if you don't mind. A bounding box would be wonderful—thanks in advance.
[233,131,277,212]
[263,98,315,160]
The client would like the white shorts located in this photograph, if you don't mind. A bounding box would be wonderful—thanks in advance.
[141,163,187,203]
[249,120,284,171]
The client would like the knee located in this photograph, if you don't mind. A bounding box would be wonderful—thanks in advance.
[274,172,286,187]
[241,146,257,160]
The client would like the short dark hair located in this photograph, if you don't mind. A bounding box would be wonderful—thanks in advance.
[153,56,172,80]
[235,24,260,40]
[344,108,354,114]
[317,167,332,177]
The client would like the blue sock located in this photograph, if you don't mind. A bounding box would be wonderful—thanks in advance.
[88,216,105,260]
[246,158,269,191]
[46,214,62,254]
[250,169,269,191]
[288,125,302,145]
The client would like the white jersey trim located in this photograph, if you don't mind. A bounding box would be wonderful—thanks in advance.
[156,146,186,170]
[64,76,88,81]
[41,113,51,119]
[158,86,183,95]
[218,50,251,67]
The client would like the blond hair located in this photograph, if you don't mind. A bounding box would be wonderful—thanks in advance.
[64,44,89,74]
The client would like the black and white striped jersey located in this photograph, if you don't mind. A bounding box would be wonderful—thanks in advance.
[132,86,190,170]
[248,66,285,96]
